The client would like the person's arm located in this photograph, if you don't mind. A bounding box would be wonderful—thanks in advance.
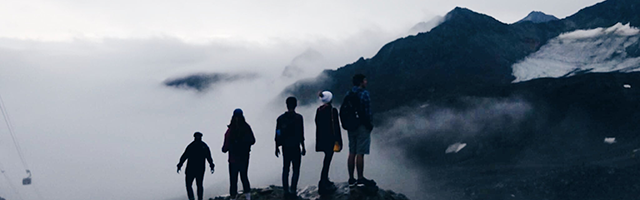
[247,125,256,145]
[360,91,373,130]
[300,115,306,156]
[177,144,190,173]
[222,129,231,153]
[333,108,343,149]
[275,117,281,157]
[315,107,320,126]
[204,144,216,174]
[206,144,214,166]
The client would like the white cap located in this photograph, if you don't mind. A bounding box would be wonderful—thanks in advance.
[319,91,333,103]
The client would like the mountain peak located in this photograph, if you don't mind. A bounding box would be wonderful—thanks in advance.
[516,11,559,23]
[442,7,503,25]
[444,7,476,21]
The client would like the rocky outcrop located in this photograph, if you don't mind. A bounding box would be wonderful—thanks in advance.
[210,183,409,200]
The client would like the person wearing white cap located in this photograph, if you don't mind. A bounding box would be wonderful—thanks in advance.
[314,91,343,194]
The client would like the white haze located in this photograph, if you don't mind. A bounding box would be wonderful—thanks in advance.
[0,0,603,42]
[372,97,533,200]
[0,17,443,200]
[512,23,640,82]
[378,98,532,140]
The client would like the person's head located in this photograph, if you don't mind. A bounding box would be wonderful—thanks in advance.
[230,108,246,126]
[286,96,297,111]
[352,74,367,88]
[319,91,333,104]
[193,132,203,141]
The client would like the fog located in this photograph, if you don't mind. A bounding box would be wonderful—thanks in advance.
[0,21,434,200]
[371,97,534,200]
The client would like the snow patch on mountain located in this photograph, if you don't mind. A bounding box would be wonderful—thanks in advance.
[512,23,640,82]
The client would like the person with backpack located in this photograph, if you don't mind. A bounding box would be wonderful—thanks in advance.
[222,109,256,200]
[177,132,215,200]
[315,91,343,194]
[339,74,376,187]
[275,97,306,199]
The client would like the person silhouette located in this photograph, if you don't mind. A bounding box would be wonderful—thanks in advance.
[275,97,306,199]
[222,109,255,200]
[177,132,215,200]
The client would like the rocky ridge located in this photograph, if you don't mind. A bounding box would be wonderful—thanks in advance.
[210,183,409,200]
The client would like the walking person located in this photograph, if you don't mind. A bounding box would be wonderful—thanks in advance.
[275,97,306,199]
[339,74,376,187]
[315,91,343,194]
[177,132,215,200]
[222,109,256,200]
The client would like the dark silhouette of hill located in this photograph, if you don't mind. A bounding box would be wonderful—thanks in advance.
[283,0,640,114]
[164,73,257,92]
[562,0,640,30]
[281,0,640,199]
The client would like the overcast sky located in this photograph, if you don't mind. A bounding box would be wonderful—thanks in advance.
[1,0,603,43]
[0,1,607,200]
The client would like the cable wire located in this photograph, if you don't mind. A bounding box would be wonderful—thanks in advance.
[0,93,46,199]
[0,94,29,170]
[0,161,25,200]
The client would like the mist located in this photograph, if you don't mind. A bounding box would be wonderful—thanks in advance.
[0,19,437,200]
[370,97,534,199]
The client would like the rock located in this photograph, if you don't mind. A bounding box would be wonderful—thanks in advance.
[209,183,409,200]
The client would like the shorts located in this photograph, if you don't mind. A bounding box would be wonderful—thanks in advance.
[348,126,371,154]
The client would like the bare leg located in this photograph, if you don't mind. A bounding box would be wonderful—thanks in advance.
[347,153,356,180]
[356,154,364,179]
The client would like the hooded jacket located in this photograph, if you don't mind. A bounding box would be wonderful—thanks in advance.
[222,124,256,163]
[315,104,343,152]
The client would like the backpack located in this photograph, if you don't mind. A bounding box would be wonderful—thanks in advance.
[339,91,361,131]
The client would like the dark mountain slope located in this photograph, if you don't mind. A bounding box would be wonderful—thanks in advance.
[285,7,564,112]
[283,0,640,115]
[562,0,640,30]
[377,72,640,200]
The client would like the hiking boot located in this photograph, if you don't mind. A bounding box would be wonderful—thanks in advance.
[287,190,297,200]
[283,190,289,200]
[348,178,357,188]
[319,180,337,195]
[357,178,376,187]
[326,179,335,187]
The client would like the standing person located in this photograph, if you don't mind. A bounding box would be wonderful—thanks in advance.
[314,91,343,194]
[177,132,215,200]
[275,97,306,199]
[340,74,376,187]
[222,109,256,200]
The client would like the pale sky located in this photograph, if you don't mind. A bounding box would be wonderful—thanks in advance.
[0,1,609,200]
[0,0,604,43]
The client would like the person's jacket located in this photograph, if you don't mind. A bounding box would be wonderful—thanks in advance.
[178,140,214,174]
[222,124,256,163]
[275,111,304,148]
[315,104,343,152]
